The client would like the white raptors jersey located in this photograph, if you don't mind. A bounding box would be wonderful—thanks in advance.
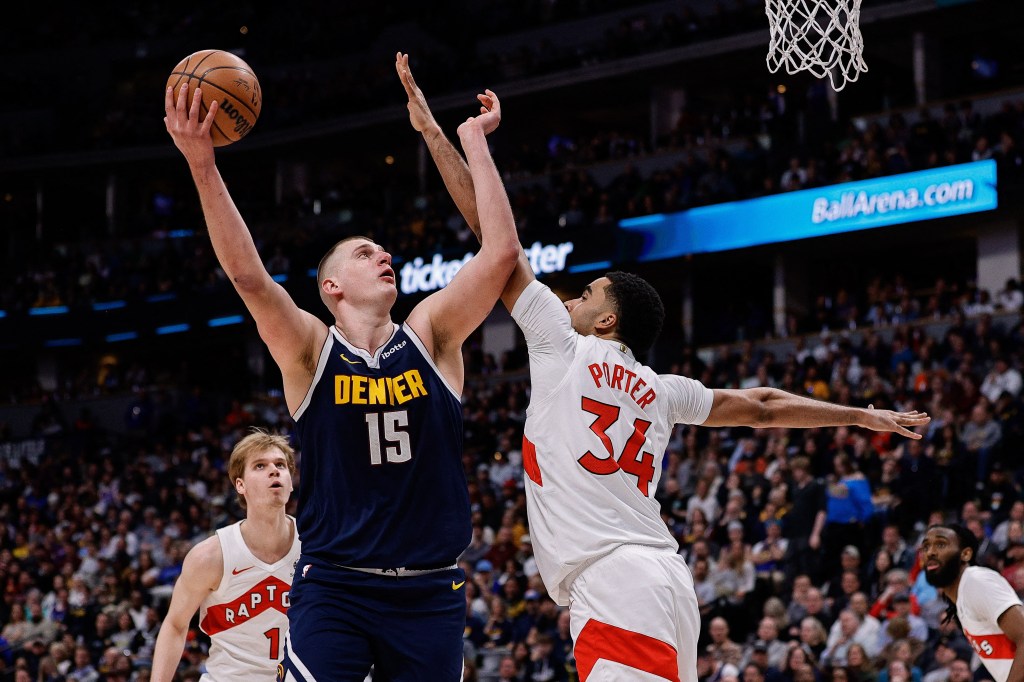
[956,565,1024,682]
[198,518,301,682]
[511,281,713,605]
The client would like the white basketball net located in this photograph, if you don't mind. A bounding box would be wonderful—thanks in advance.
[765,0,867,91]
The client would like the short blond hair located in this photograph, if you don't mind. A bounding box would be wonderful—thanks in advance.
[316,235,374,310]
[228,430,297,509]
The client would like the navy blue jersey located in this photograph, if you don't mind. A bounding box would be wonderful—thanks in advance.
[292,323,470,568]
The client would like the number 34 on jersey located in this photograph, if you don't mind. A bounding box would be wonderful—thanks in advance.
[577,396,656,496]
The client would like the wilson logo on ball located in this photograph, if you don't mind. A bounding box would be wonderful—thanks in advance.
[220,100,253,136]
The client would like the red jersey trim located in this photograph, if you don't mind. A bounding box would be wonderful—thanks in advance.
[522,436,543,487]
[575,618,679,681]
[200,575,291,635]
[964,628,1017,659]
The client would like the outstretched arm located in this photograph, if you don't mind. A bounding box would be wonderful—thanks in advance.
[396,53,535,311]
[164,84,326,413]
[151,538,221,682]
[403,83,519,388]
[702,387,930,437]
[396,53,481,236]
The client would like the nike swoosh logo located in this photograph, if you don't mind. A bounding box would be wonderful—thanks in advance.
[232,566,255,575]
[452,580,466,590]
[339,353,362,364]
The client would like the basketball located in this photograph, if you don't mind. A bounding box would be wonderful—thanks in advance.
[166,49,262,146]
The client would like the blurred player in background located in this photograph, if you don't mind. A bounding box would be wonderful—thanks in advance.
[152,431,300,682]
[164,57,519,680]
[398,54,930,681]
[923,524,1024,682]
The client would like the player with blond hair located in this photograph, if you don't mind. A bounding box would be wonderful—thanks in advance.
[152,430,300,682]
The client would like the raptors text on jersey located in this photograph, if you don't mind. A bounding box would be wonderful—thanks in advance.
[198,519,301,681]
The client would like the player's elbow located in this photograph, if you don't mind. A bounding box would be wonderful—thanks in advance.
[230,271,273,295]
[499,241,521,271]
[749,401,772,428]
[742,388,775,427]
[480,239,520,277]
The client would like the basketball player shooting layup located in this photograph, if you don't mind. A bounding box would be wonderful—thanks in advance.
[397,53,931,682]
[151,431,300,682]
[923,524,1024,682]
[165,69,519,680]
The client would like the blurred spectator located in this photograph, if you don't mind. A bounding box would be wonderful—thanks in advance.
[870,570,920,621]
[708,616,744,667]
[823,455,874,579]
[784,458,826,583]
[959,403,1003,482]
[997,279,1024,312]
[981,356,1023,403]
[846,643,878,682]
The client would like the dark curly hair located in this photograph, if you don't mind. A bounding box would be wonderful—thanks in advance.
[930,523,978,627]
[603,271,665,355]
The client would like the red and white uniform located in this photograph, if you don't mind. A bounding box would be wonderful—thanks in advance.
[198,518,301,682]
[511,281,713,682]
[957,565,1024,682]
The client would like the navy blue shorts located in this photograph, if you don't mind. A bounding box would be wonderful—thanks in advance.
[279,558,466,682]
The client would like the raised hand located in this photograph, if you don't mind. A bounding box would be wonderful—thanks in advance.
[164,82,217,169]
[397,52,502,139]
[395,52,438,135]
[474,89,501,136]
[458,89,503,142]
[860,405,931,439]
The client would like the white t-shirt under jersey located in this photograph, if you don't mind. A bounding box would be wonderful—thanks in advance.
[511,280,713,605]
[198,518,301,682]
[957,565,1024,682]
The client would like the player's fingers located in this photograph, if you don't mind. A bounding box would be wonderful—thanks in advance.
[188,87,204,123]
[200,100,218,135]
[403,56,419,89]
[176,82,189,114]
[901,413,933,425]
[164,86,175,115]
[896,424,922,439]
[396,59,416,96]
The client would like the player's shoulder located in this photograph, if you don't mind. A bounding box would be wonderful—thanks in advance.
[963,564,999,582]
[655,371,706,394]
[961,565,1012,595]
[182,532,226,585]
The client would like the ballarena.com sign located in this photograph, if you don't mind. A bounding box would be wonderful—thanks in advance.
[399,241,574,294]
[619,160,997,262]
[811,178,977,224]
